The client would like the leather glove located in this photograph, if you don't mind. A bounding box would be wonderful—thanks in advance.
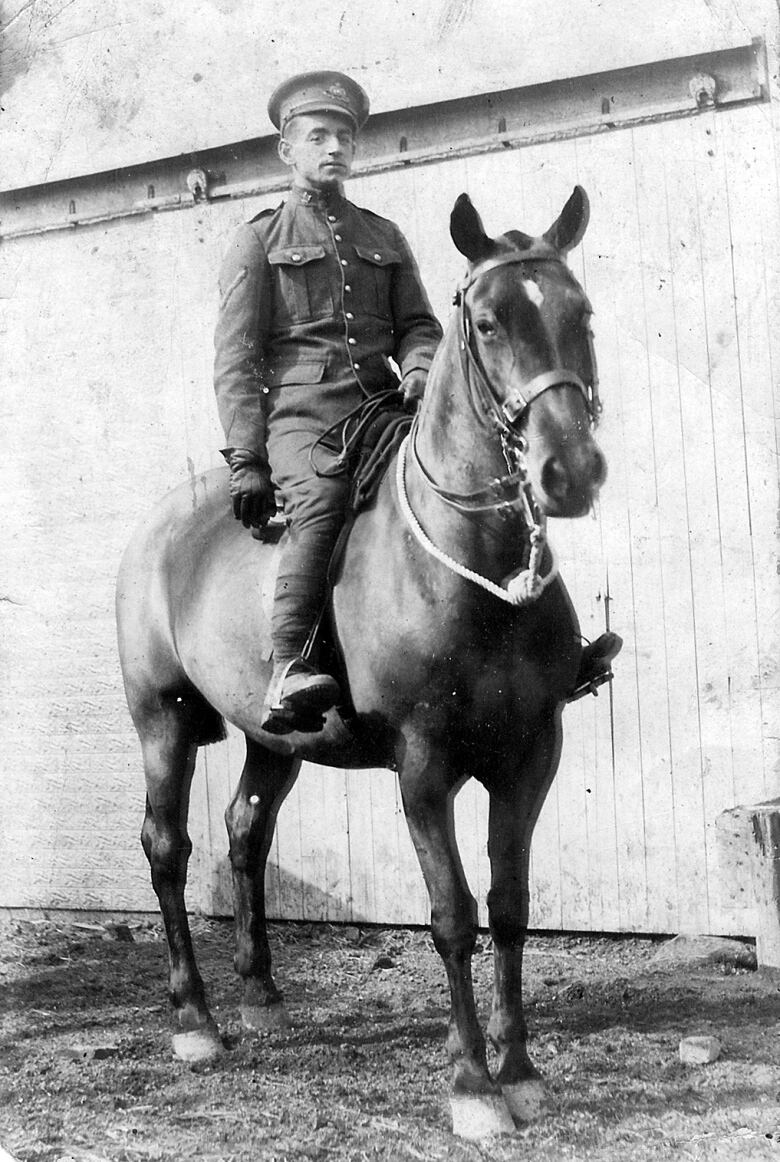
[399,369,427,411]
[228,449,276,529]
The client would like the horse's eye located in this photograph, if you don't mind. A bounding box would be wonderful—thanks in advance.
[476,320,496,336]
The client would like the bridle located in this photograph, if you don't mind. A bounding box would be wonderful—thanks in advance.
[398,245,602,606]
[410,246,601,519]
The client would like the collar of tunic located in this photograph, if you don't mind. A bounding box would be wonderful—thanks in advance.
[289,185,347,213]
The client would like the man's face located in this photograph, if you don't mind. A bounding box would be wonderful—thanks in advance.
[278,112,357,190]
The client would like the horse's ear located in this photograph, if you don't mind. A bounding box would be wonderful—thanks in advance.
[450,194,492,262]
[543,185,589,253]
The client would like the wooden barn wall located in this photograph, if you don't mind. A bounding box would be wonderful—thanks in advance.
[1,99,778,934]
[0,0,759,193]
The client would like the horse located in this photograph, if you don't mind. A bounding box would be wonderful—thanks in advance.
[116,186,608,1139]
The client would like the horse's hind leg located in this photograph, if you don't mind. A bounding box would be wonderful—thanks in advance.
[485,720,562,1124]
[139,699,222,1062]
[225,739,299,1031]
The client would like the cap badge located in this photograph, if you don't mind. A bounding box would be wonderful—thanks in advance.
[324,82,348,101]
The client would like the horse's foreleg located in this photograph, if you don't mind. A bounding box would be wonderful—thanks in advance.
[399,745,514,1140]
[225,739,298,1032]
[139,703,221,1062]
[485,720,561,1124]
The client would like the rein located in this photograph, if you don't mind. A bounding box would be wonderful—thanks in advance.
[397,435,558,607]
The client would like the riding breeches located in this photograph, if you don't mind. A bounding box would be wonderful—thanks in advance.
[265,427,350,663]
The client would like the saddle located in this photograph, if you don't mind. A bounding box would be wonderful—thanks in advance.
[348,407,413,513]
[326,400,412,588]
[250,399,412,545]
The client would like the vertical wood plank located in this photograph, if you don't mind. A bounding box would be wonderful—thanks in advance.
[271,770,307,920]
[572,134,634,933]
[579,126,665,932]
[719,105,780,803]
[632,118,715,933]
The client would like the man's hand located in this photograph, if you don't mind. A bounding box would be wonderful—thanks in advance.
[228,450,276,528]
[399,369,427,410]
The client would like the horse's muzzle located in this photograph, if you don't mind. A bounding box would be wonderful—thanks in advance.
[538,443,607,517]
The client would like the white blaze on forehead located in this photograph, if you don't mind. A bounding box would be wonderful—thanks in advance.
[522,278,544,308]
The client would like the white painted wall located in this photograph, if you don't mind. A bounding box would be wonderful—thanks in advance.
[1,0,778,933]
[0,0,764,189]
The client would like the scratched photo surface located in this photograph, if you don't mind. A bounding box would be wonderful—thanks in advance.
[1,1,779,1159]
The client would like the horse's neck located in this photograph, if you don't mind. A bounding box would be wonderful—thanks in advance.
[416,317,506,495]
[408,320,531,578]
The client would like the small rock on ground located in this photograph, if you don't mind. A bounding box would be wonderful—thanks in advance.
[652,934,756,970]
[679,1034,722,1064]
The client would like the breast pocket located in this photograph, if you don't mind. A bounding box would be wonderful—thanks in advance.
[268,244,333,323]
[353,245,401,319]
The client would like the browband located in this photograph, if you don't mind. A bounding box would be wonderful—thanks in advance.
[456,247,560,299]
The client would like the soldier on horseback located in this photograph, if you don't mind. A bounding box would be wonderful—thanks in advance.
[124,153,623,1106]
[213,71,443,734]
[213,70,619,737]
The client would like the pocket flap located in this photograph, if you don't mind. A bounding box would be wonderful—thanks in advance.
[267,359,327,386]
[354,245,402,267]
[268,245,326,266]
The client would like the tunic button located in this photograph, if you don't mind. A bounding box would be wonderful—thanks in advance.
[334,234,342,241]
[353,362,361,369]
[373,253,381,261]
[344,284,352,292]
[348,337,356,345]
[291,253,302,262]
[341,259,348,267]
[328,215,337,222]
[345,312,354,319]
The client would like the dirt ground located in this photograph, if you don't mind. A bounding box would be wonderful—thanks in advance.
[1,917,780,1162]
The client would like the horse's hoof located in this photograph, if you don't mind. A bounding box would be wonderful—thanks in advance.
[172,1026,223,1063]
[450,1092,515,1140]
[501,1078,553,1124]
[240,1002,290,1032]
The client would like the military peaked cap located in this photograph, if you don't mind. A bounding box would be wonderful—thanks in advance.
[268,71,370,133]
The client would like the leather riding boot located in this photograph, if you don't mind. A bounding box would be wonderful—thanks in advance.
[262,656,341,736]
[261,526,343,735]
[568,631,623,702]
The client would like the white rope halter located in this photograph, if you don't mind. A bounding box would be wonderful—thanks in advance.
[395,435,558,607]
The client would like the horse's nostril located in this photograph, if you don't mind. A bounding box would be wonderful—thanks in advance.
[541,457,569,500]
[592,448,607,487]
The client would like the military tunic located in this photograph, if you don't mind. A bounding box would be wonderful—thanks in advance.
[213,185,442,456]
